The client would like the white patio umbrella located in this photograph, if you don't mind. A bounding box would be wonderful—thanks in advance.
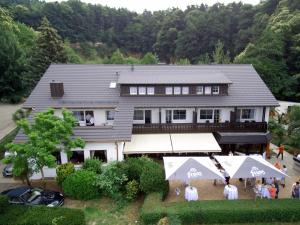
[214,155,287,179]
[163,157,225,183]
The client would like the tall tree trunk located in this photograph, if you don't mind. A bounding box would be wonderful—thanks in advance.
[40,167,46,188]
[25,173,31,186]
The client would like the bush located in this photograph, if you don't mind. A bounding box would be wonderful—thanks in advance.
[62,170,99,200]
[125,179,139,201]
[0,195,8,214]
[124,156,152,181]
[140,161,168,195]
[12,108,29,122]
[0,205,85,225]
[140,195,300,225]
[82,158,102,174]
[56,162,75,186]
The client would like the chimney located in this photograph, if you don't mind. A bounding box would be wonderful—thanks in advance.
[50,80,64,98]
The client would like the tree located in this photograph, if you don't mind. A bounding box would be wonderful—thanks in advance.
[4,108,85,183]
[27,17,67,89]
[212,40,231,64]
[198,53,211,64]
[109,49,125,64]
[176,58,191,65]
[141,52,158,64]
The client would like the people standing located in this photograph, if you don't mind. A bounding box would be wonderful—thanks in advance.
[274,179,280,199]
[292,181,300,198]
[276,144,284,160]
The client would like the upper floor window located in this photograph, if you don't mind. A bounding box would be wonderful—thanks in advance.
[196,86,203,95]
[212,86,219,95]
[182,86,189,95]
[72,110,94,126]
[174,86,181,95]
[130,87,137,95]
[241,109,255,120]
[133,110,144,120]
[138,86,146,95]
[204,86,211,95]
[85,111,95,126]
[173,110,186,120]
[73,111,84,125]
[166,87,173,95]
[200,109,213,120]
[147,87,155,95]
[106,111,115,121]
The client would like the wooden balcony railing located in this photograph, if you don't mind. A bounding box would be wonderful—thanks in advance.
[132,122,268,134]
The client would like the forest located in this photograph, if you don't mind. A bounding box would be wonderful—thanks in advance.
[0,0,299,103]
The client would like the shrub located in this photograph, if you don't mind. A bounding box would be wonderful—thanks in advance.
[82,158,102,174]
[140,161,168,195]
[0,205,85,225]
[12,108,29,122]
[0,195,8,214]
[62,170,99,200]
[56,162,75,186]
[125,179,139,201]
[124,156,152,181]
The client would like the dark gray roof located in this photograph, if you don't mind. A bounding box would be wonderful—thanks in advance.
[118,69,232,84]
[17,64,278,142]
[215,132,272,144]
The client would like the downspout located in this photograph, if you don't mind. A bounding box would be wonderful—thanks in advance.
[115,141,119,161]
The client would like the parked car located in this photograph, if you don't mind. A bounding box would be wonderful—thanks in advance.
[2,164,13,177]
[1,186,64,207]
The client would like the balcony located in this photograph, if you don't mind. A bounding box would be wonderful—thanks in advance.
[132,122,268,134]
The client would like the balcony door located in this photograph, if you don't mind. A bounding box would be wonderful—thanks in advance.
[145,110,152,124]
[166,110,172,124]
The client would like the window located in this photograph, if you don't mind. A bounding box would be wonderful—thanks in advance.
[147,87,155,95]
[241,109,255,120]
[85,111,95,126]
[173,110,186,120]
[106,111,114,121]
[130,87,137,95]
[204,86,211,95]
[212,86,219,95]
[72,111,84,124]
[214,109,220,123]
[200,109,213,120]
[138,86,146,95]
[165,87,173,95]
[182,86,189,95]
[174,86,181,95]
[133,110,144,120]
[196,86,203,95]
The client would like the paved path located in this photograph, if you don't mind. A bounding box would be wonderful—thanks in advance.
[0,103,22,140]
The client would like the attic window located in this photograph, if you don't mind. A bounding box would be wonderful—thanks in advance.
[109,82,117,88]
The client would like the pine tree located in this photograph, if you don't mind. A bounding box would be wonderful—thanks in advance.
[27,17,67,89]
[212,40,231,64]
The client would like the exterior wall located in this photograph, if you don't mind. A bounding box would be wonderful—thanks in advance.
[265,107,270,122]
[133,108,160,124]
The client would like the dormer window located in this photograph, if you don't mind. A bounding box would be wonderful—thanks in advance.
[174,86,181,95]
[147,87,155,95]
[166,87,173,95]
[182,86,189,95]
[138,86,146,95]
[212,86,219,95]
[205,86,211,95]
[130,87,137,95]
[196,86,203,95]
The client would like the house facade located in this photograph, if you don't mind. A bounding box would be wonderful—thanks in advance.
[16,64,278,178]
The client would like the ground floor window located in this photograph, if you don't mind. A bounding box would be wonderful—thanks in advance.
[70,151,84,164]
[173,110,186,120]
[91,150,107,163]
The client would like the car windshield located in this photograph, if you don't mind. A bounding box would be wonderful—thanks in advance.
[22,190,42,203]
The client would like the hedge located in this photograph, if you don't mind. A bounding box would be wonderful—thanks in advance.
[140,193,300,225]
[0,195,9,213]
[0,204,86,225]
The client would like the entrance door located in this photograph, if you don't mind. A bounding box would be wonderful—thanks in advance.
[145,110,152,124]
[166,110,172,124]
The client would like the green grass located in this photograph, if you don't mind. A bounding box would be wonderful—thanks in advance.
[0,127,19,159]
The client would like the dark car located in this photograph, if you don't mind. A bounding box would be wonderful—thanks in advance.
[2,164,13,177]
[1,186,64,207]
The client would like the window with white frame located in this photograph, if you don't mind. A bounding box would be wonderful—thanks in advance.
[106,111,115,121]
[72,111,84,125]
[173,110,186,120]
[130,87,137,95]
[196,86,203,95]
[165,87,173,95]
[182,86,189,95]
[174,86,181,95]
[133,110,144,120]
[212,86,219,95]
[199,109,213,120]
[138,86,146,95]
[241,109,255,120]
[204,86,211,95]
[147,87,155,95]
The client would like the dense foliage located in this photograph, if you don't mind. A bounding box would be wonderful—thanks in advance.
[0,0,299,102]
[56,162,75,186]
[62,169,99,200]
[82,158,102,174]
[0,197,85,225]
[140,193,300,224]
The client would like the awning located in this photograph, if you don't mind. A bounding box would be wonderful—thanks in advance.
[215,132,272,144]
[124,133,221,154]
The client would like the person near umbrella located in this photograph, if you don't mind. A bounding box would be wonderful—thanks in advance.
[276,144,285,160]
[224,170,230,185]
[274,179,280,199]
[292,181,300,198]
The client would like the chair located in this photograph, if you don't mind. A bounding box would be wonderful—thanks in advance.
[253,187,262,200]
